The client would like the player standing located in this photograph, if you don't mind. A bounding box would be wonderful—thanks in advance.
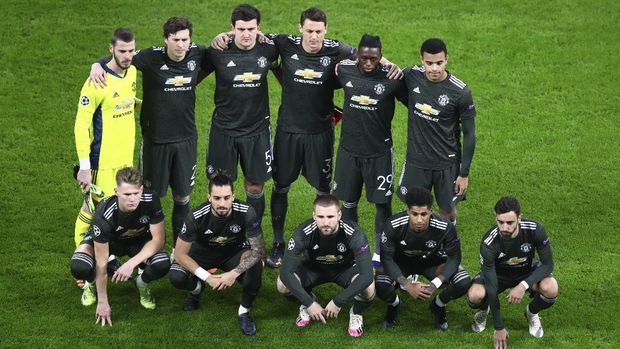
[333,33,407,267]
[398,38,476,225]
[277,195,375,337]
[73,27,138,257]
[70,167,170,326]
[90,17,207,258]
[467,197,558,349]
[169,171,265,336]
[201,4,278,234]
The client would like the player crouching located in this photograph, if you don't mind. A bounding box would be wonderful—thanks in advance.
[70,167,170,326]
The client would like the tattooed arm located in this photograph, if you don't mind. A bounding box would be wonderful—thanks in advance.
[234,234,266,275]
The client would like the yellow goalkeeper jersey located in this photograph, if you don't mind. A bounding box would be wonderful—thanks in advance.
[74,65,137,170]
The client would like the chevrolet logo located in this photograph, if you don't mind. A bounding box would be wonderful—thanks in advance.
[115,98,135,110]
[415,103,439,115]
[351,95,378,105]
[294,69,323,79]
[501,257,527,265]
[233,72,261,83]
[165,76,192,86]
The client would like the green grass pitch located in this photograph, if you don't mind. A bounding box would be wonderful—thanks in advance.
[1,0,619,348]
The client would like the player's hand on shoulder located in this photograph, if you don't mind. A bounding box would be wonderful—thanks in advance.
[76,169,92,191]
[95,302,112,327]
[88,63,107,89]
[307,301,327,323]
[493,328,509,349]
[257,31,267,43]
[323,300,341,319]
[386,63,403,80]
[212,32,233,50]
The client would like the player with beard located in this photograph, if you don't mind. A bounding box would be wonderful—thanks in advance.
[169,171,265,336]
[277,195,374,337]
[89,17,207,260]
[72,28,138,285]
[468,197,558,349]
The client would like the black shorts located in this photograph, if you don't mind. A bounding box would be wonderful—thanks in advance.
[206,126,273,183]
[397,161,464,212]
[295,264,360,290]
[188,244,250,271]
[472,265,553,294]
[377,263,468,286]
[272,128,334,192]
[142,138,197,197]
[333,147,394,204]
[80,234,151,258]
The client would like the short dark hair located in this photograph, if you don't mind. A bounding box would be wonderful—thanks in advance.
[313,194,339,209]
[405,187,433,209]
[115,167,143,186]
[420,38,447,56]
[231,4,260,25]
[208,169,234,193]
[494,197,521,216]
[163,16,193,38]
[300,7,327,26]
[358,34,381,50]
[111,27,134,45]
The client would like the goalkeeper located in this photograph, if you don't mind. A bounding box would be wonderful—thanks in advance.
[73,27,139,250]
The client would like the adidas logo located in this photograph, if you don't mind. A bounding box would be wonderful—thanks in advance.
[413,87,420,93]
[346,81,353,87]
[227,60,236,67]
[112,92,119,98]
[313,244,319,250]
[160,64,169,70]
[291,54,299,60]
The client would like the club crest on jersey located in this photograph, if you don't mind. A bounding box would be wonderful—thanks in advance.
[520,243,532,253]
[438,94,450,106]
[93,225,101,237]
[374,83,385,95]
[426,240,437,249]
[139,216,149,224]
[187,60,196,71]
[337,243,347,253]
[229,224,242,233]
[381,232,387,244]
[257,56,268,68]
[320,56,331,67]
[80,96,90,106]
[288,238,295,250]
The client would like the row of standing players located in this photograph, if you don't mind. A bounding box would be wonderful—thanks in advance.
[71,5,557,349]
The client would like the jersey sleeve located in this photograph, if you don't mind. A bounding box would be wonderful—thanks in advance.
[243,205,262,239]
[178,212,198,243]
[458,86,476,121]
[333,227,373,307]
[91,201,113,244]
[524,223,554,287]
[480,237,504,330]
[280,228,314,306]
[148,195,164,225]
[336,41,357,61]
[201,47,217,75]
[380,222,405,282]
[131,48,149,71]
[74,79,103,161]
[439,225,462,281]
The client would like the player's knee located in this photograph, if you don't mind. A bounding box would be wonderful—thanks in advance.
[538,277,559,298]
[276,276,289,294]
[168,263,190,289]
[467,284,486,305]
[148,252,171,279]
[374,274,395,300]
[439,208,456,221]
[272,184,291,194]
[245,181,264,194]
[452,270,472,294]
[172,192,190,202]
[70,252,94,280]
[359,282,376,301]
